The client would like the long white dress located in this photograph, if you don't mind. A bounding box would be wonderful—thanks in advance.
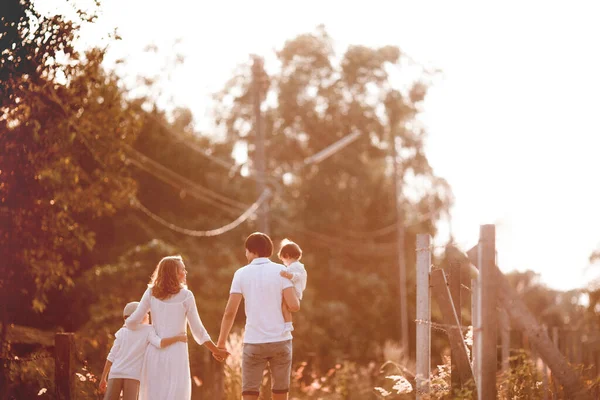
[125,287,211,400]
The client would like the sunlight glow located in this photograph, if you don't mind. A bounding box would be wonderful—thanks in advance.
[40,0,600,290]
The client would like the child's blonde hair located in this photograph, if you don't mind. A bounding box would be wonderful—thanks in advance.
[149,255,187,300]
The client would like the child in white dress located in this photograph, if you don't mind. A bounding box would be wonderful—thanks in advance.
[125,256,228,400]
[278,239,307,332]
[99,302,186,400]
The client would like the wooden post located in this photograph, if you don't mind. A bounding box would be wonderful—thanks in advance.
[471,272,481,396]
[415,234,431,398]
[55,333,75,400]
[542,325,549,400]
[500,308,510,375]
[552,327,560,400]
[452,242,592,399]
[575,333,583,366]
[202,351,225,400]
[494,270,591,399]
[479,224,497,400]
[466,245,482,396]
[449,259,462,389]
[430,269,476,391]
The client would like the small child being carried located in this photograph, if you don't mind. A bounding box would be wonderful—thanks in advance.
[278,239,307,333]
[99,301,187,400]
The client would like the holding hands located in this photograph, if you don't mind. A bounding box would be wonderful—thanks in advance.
[212,346,229,362]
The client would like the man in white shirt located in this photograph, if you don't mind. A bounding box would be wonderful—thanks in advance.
[216,232,300,400]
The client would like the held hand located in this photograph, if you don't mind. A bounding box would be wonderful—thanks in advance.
[212,347,229,362]
[99,379,107,394]
[280,270,292,280]
[177,334,188,343]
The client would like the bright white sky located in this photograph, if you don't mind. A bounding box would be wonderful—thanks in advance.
[41,0,600,290]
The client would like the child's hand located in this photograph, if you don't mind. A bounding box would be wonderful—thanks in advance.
[99,379,107,394]
[280,270,293,280]
[176,334,188,343]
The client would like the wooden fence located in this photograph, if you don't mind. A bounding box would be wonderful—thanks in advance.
[415,224,597,400]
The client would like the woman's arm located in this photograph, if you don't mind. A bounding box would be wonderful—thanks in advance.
[125,288,152,329]
[184,291,212,345]
[147,329,187,349]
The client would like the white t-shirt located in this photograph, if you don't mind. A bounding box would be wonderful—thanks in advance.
[286,261,307,300]
[107,325,161,381]
[230,257,294,344]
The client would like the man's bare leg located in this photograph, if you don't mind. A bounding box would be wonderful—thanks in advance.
[273,393,289,400]
[243,396,259,400]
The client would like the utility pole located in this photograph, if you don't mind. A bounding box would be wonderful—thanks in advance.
[252,55,269,235]
[391,134,409,354]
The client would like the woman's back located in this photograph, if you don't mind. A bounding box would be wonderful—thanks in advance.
[149,289,190,338]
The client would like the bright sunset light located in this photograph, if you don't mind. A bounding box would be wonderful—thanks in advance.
[3,1,600,399]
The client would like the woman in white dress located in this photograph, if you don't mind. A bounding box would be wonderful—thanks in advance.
[125,255,228,400]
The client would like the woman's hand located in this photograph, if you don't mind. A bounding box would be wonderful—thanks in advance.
[212,347,230,362]
[176,334,188,343]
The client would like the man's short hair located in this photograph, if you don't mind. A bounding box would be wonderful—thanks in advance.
[278,239,302,260]
[245,232,273,257]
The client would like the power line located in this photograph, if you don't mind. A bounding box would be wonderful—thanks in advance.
[124,144,250,212]
[149,113,239,171]
[131,189,271,237]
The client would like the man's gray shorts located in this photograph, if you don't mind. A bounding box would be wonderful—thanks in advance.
[242,340,292,396]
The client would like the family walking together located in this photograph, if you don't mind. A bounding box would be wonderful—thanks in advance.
[98,232,308,400]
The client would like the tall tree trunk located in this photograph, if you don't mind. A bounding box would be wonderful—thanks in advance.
[0,300,9,400]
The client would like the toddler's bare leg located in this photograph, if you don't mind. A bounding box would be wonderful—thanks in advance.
[282,299,293,323]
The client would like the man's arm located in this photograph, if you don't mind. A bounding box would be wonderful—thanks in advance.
[283,287,300,312]
[216,293,243,348]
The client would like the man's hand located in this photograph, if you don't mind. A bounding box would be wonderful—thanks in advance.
[280,270,293,280]
[212,347,229,362]
[99,379,107,394]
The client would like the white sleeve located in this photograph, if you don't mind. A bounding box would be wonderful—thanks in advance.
[289,264,307,292]
[125,288,151,329]
[107,330,122,362]
[184,291,211,345]
[280,273,294,290]
[230,270,242,294]
[147,328,162,349]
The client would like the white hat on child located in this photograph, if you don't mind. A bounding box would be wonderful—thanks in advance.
[123,301,140,318]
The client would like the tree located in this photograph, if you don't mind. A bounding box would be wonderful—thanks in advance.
[213,26,453,361]
[0,2,143,393]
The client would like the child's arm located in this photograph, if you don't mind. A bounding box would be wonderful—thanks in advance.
[99,359,112,393]
[100,330,122,393]
[280,264,307,289]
